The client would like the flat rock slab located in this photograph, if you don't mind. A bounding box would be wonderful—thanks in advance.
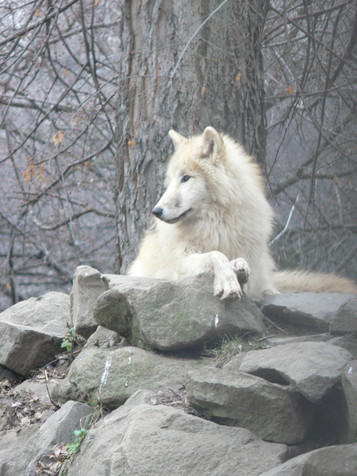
[0,292,69,375]
[261,443,357,476]
[261,293,355,333]
[94,273,266,351]
[67,403,287,476]
[186,364,313,444]
[238,341,352,402]
[63,345,205,409]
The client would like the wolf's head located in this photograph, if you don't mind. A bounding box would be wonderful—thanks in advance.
[152,127,226,224]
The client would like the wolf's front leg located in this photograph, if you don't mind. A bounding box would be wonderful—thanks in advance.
[208,252,243,300]
[180,251,243,300]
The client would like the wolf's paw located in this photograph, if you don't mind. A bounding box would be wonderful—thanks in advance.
[230,258,250,285]
[213,269,242,301]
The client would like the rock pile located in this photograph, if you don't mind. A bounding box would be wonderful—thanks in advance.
[0,264,356,475]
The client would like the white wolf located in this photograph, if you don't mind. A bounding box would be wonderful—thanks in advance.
[128,127,357,299]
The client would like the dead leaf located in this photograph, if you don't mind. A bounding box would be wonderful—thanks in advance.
[52,130,64,145]
[333,175,340,186]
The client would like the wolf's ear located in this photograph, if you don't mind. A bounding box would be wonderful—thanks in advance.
[169,130,186,149]
[200,127,223,160]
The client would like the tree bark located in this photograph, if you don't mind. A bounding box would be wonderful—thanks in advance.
[115,0,268,271]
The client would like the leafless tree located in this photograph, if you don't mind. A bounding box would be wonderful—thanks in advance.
[114,0,269,271]
[0,0,355,310]
[0,0,120,308]
[264,0,357,278]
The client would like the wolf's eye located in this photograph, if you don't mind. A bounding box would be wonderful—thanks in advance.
[181,175,191,183]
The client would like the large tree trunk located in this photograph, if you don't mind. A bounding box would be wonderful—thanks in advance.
[115,0,268,271]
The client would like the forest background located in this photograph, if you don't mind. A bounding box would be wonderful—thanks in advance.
[0,0,356,310]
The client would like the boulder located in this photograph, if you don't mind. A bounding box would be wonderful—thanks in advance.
[238,342,353,402]
[58,345,205,408]
[0,365,21,384]
[260,443,357,476]
[186,363,314,444]
[0,292,69,376]
[261,293,355,332]
[328,335,357,359]
[70,265,108,338]
[84,325,120,348]
[0,425,41,476]
[330,296,357,336]
[0,400,93,476]
[94,273,266,351]
[67,403,287,476]
[342,360,357,442]
[15,379,57,406]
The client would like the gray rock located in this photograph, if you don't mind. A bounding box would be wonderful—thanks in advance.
[0,292,69,376]
[103,273,160,290]
[94,273,266,351]
[0,364,21,384]
[93,287,134,337]
[15,379,57,406]
[238,342,352,402]
[124,389,159,407]
[328,335,357,359]
[62,345,204,408]
[67,404,287,476]
[0,424,41,476]
[330,296,357,336]
[342,360,357,443]
[84,325,120,348]
[186,363,313,444]
[0,400,93,476]
[70,265,107,338]
[261,293,355,332]
[266,334,331,347]
[261,443,357,476]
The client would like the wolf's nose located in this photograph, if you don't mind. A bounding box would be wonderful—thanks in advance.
[152,207,163,218]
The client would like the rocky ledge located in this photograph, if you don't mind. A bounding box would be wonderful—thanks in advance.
[0,264,356,475]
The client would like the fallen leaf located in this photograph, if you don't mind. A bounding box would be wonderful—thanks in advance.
[52,130,64,145]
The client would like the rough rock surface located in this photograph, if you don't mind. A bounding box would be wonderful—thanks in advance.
[1,268,357,476]
[186,363,314,444]
[342,360,357,442]
[58,345,205,409]
[260,443,357,476]
[261,293,355,332]
[94,273,266,351]
[329,296,357,335]
[0,292,69,375]
[67,402,287,476]
[70,265,107,338]
[0,400,93,476]
[238,341,353,402]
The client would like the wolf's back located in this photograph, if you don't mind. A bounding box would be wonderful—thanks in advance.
[273,269,357,294]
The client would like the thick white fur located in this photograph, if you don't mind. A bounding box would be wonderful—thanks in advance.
[128,127,357,299]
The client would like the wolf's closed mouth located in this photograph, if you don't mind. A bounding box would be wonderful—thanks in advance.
[163,207,193,224]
